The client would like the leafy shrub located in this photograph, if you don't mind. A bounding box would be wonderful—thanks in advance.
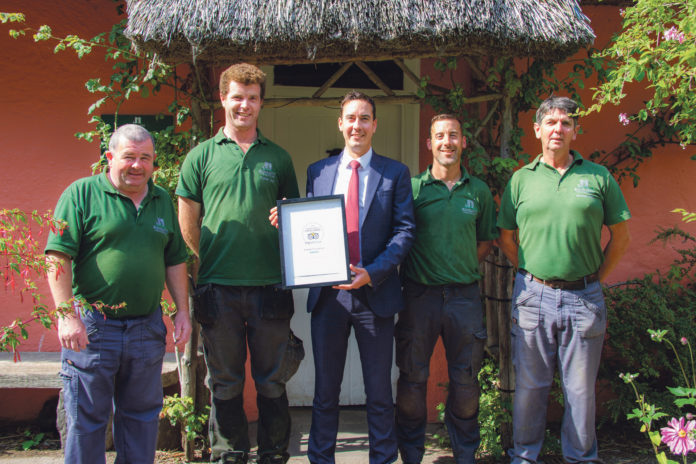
[601,227,696,423]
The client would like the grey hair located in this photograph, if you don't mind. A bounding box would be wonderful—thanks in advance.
[535,97,579,125]
[108,124,155,152]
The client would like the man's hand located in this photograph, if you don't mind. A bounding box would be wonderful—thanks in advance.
[269,205,279,229]
[58,314,89,352]
[333,265,371,290]
[268,198,286,229]
[172,310,192,349]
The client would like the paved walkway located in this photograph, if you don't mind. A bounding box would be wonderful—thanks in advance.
[0,408,456,463]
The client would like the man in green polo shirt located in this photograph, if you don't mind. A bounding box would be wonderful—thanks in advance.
[177,63,299,464]
[45,124,191,464]
[396,114,497,464]
[498,96,631,464]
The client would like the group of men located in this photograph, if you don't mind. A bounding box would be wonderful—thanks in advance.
[46,62,630,464]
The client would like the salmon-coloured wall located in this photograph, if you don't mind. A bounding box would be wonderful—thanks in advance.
[418,5,696,421]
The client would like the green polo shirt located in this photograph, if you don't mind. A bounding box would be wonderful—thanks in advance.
[497,151,631,281]
[45,172,189,318]
[176,128,299,285]
[402,165,498,285]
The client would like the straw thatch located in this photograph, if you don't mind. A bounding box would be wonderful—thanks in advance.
[125,0,595,65]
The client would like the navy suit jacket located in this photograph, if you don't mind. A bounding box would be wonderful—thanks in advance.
[305,152,415,318]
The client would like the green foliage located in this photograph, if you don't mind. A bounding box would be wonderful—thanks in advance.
[619,328,696,464]
[477,357,511,458]
[20,428,45,451]
[673,209,696,224]
[161,394,209,443]
[0,210,66,356]
[585,0,696,149]
[601,225,696,423]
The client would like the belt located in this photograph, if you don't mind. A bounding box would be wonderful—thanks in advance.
[519,269,598,290]
[404,278,477,291]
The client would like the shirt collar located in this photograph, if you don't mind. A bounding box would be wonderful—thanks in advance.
[523,150,584,171]
[214,127,269,146]
[99,170,158,199]
[339,148,373,170]
[418,164,471,186]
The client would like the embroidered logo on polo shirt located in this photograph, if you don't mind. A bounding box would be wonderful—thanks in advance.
[258,162,276,183]
[461,199,477,215]
[153,217,168,234]
[574,178,596,198]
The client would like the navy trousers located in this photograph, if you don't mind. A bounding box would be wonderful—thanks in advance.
[308,288,398,464]
[61,308,166,464]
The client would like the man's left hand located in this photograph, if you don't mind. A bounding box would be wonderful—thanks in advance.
[333,265,371,290]
[172,310,192,349]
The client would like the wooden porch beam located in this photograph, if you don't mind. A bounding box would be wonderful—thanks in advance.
[262,95,420,108]
[201,92,502,110]
[355,61,395,96]
[312,62,353,98]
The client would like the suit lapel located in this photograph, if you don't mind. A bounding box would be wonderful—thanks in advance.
[362,152,384,227]
[316,155,341,197]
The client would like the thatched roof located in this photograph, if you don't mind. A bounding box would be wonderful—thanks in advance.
[125,0,595,65]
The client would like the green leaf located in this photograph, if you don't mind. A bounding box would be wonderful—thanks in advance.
[649,430,662,446]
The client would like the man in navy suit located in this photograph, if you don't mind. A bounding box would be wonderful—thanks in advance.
[306,91,415,463]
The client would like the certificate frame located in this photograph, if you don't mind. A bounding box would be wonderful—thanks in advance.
[277,195,351,289]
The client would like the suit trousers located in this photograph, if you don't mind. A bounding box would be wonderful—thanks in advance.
[510,272,606,464]
[308,287,398,464]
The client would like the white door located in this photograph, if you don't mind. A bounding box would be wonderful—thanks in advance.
[258,63,420,405]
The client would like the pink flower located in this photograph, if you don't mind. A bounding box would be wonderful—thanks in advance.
[663,26,686,44]
[661,417,696,456]
[682,337,689,345]
[619,113,630,126]
[619,8,625,17]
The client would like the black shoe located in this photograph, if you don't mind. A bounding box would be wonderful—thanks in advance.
[258,453,289,464]
[219,451,249,464]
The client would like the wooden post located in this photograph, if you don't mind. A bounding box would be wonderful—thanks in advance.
[180,288,200,459]
[497,91,515,450]
[483,258,498,356]
[179,70,214,457]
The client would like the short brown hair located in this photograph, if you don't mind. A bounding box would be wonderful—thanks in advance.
[219,63,266,99]
[340,90,376,119]
[430,114,461,132]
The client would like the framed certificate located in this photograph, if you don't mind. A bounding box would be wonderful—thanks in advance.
[278,195,351,289]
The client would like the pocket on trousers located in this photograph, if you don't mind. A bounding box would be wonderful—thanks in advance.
[192,283,218,326]
[403,281,428,300]
[260,285,294,320]
[575,288,607,339]
[277,330,305,382]
[394,327,415,374]
[512,290,541,331]
[471,328,487,375]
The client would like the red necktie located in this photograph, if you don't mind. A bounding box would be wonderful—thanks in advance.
[346,160,361,266]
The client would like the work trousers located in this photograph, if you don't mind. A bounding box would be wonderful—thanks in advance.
[199,284,293,464]
[61,308,166,464]
[510,272,606,464]
[395,280,486,464]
